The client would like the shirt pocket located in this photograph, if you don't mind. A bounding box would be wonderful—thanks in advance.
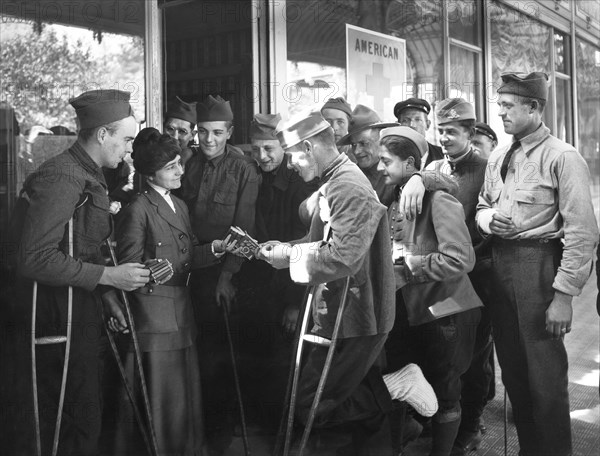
[512,188,555,230]
[212,190,236,223]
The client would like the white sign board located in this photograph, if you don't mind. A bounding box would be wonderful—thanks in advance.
[346,24,407,121]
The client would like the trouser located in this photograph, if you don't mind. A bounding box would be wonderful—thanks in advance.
[190,266,237,439]
[459,269,495,434]
[489,238,571,456]
[386,293,480,419]
[296,333,394,456]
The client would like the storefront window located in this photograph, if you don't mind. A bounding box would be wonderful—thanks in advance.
[0,1,145,233]
[576,39,600,193]
[449,45,480,106]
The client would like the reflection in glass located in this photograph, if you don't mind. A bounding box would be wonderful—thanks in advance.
[488,0,551,147]
[449,45,480,113]
[554,77,571,143]
[448,0,480,46]
[576,39,600,189]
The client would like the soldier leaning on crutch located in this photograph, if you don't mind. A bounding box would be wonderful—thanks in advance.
[15,90,150,456]
[257,112,437,456]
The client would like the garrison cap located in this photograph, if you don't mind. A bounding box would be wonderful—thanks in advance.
[69,89,134,129]
[380,126,428,158]
[475,122,497,142]
[165,96,197,125]
[337,105,397,146]
[249,113,282,140]
[393,97,431,120]
[435,98,476,125]
[320,97,353,119]
[498,72,549,101]
[196,95,234,122]
[275,112,331,150]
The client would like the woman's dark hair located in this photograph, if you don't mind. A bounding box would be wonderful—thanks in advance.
[380,135,422,170]
[132,127,181,176]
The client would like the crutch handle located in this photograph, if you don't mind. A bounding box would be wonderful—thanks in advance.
[35,336,67,345]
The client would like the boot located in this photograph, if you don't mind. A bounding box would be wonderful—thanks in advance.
[430,419,461,456]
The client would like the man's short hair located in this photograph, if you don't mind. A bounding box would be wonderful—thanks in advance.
[79,120,121,141]
[517,96,546,113]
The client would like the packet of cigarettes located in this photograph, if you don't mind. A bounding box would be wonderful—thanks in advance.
[226,226,260,259]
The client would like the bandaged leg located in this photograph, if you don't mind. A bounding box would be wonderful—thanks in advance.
[383,363,438,417]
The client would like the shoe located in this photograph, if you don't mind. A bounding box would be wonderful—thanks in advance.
[478,417,487,435]
[450,429,482,456]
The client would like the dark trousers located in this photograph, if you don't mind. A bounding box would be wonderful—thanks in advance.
[190,266,236,439]
[489,238,571,456]
[296,333,394,456]
[459,269,495,433]
[386,293,480,421]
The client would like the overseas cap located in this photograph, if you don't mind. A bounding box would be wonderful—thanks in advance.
[165,96,197,125]
[498,72,549,101]
[337,105,397,146]
[249,113,282,140]
[320,97,353,119]
[69,89,134,129]
[435,98,476,125]
[475,121,497,142]
[393,97,431,120]
[380,126,428,158]
[275,111,331,150]
[196,95,234,122]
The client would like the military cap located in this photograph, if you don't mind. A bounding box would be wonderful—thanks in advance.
[475,121,497,142]
[69,89,134,129]
[435,98,476,125]
[249,113,282,140]
[320,97,353,119]
[196,95,234,122]
[498,72,549,101]
[337,105,398,146]
[165,96,197,125]
[275,111,331,150]
[380,126,428,158]
[393,97,431,120]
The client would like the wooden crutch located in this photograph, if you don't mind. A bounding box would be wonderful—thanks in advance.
[276,219,352,456]
[104,239,161,456]
[31,217,74,456]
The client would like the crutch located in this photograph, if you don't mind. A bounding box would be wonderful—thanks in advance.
[221,299,251,455]
[31,218,74,456]
[278,224,352,456]
[104,239,161,456]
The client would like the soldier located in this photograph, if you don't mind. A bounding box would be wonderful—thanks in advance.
[164,95,198,165]
[320,96,354,160]
[16,89,150,455]
[471,121,498,159]
[178,94,260,451]
[393,97,444,167]
[477,72,598,456]
[258,112,437,455]
[430,99,494,455]
[379,125,482,456]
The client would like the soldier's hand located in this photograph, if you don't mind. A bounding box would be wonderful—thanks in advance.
[100,263,150,291]
[489,212,518,238]
[545,291,573,339]
[216,271,236,313]
[399,174,425,221]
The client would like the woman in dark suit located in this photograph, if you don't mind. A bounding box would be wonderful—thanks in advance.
[111,128,231,455]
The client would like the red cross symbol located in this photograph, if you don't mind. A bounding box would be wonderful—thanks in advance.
[366,63,391,115]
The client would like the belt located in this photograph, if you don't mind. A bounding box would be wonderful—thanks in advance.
[161,272,191,287]
[492,237,562,248]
